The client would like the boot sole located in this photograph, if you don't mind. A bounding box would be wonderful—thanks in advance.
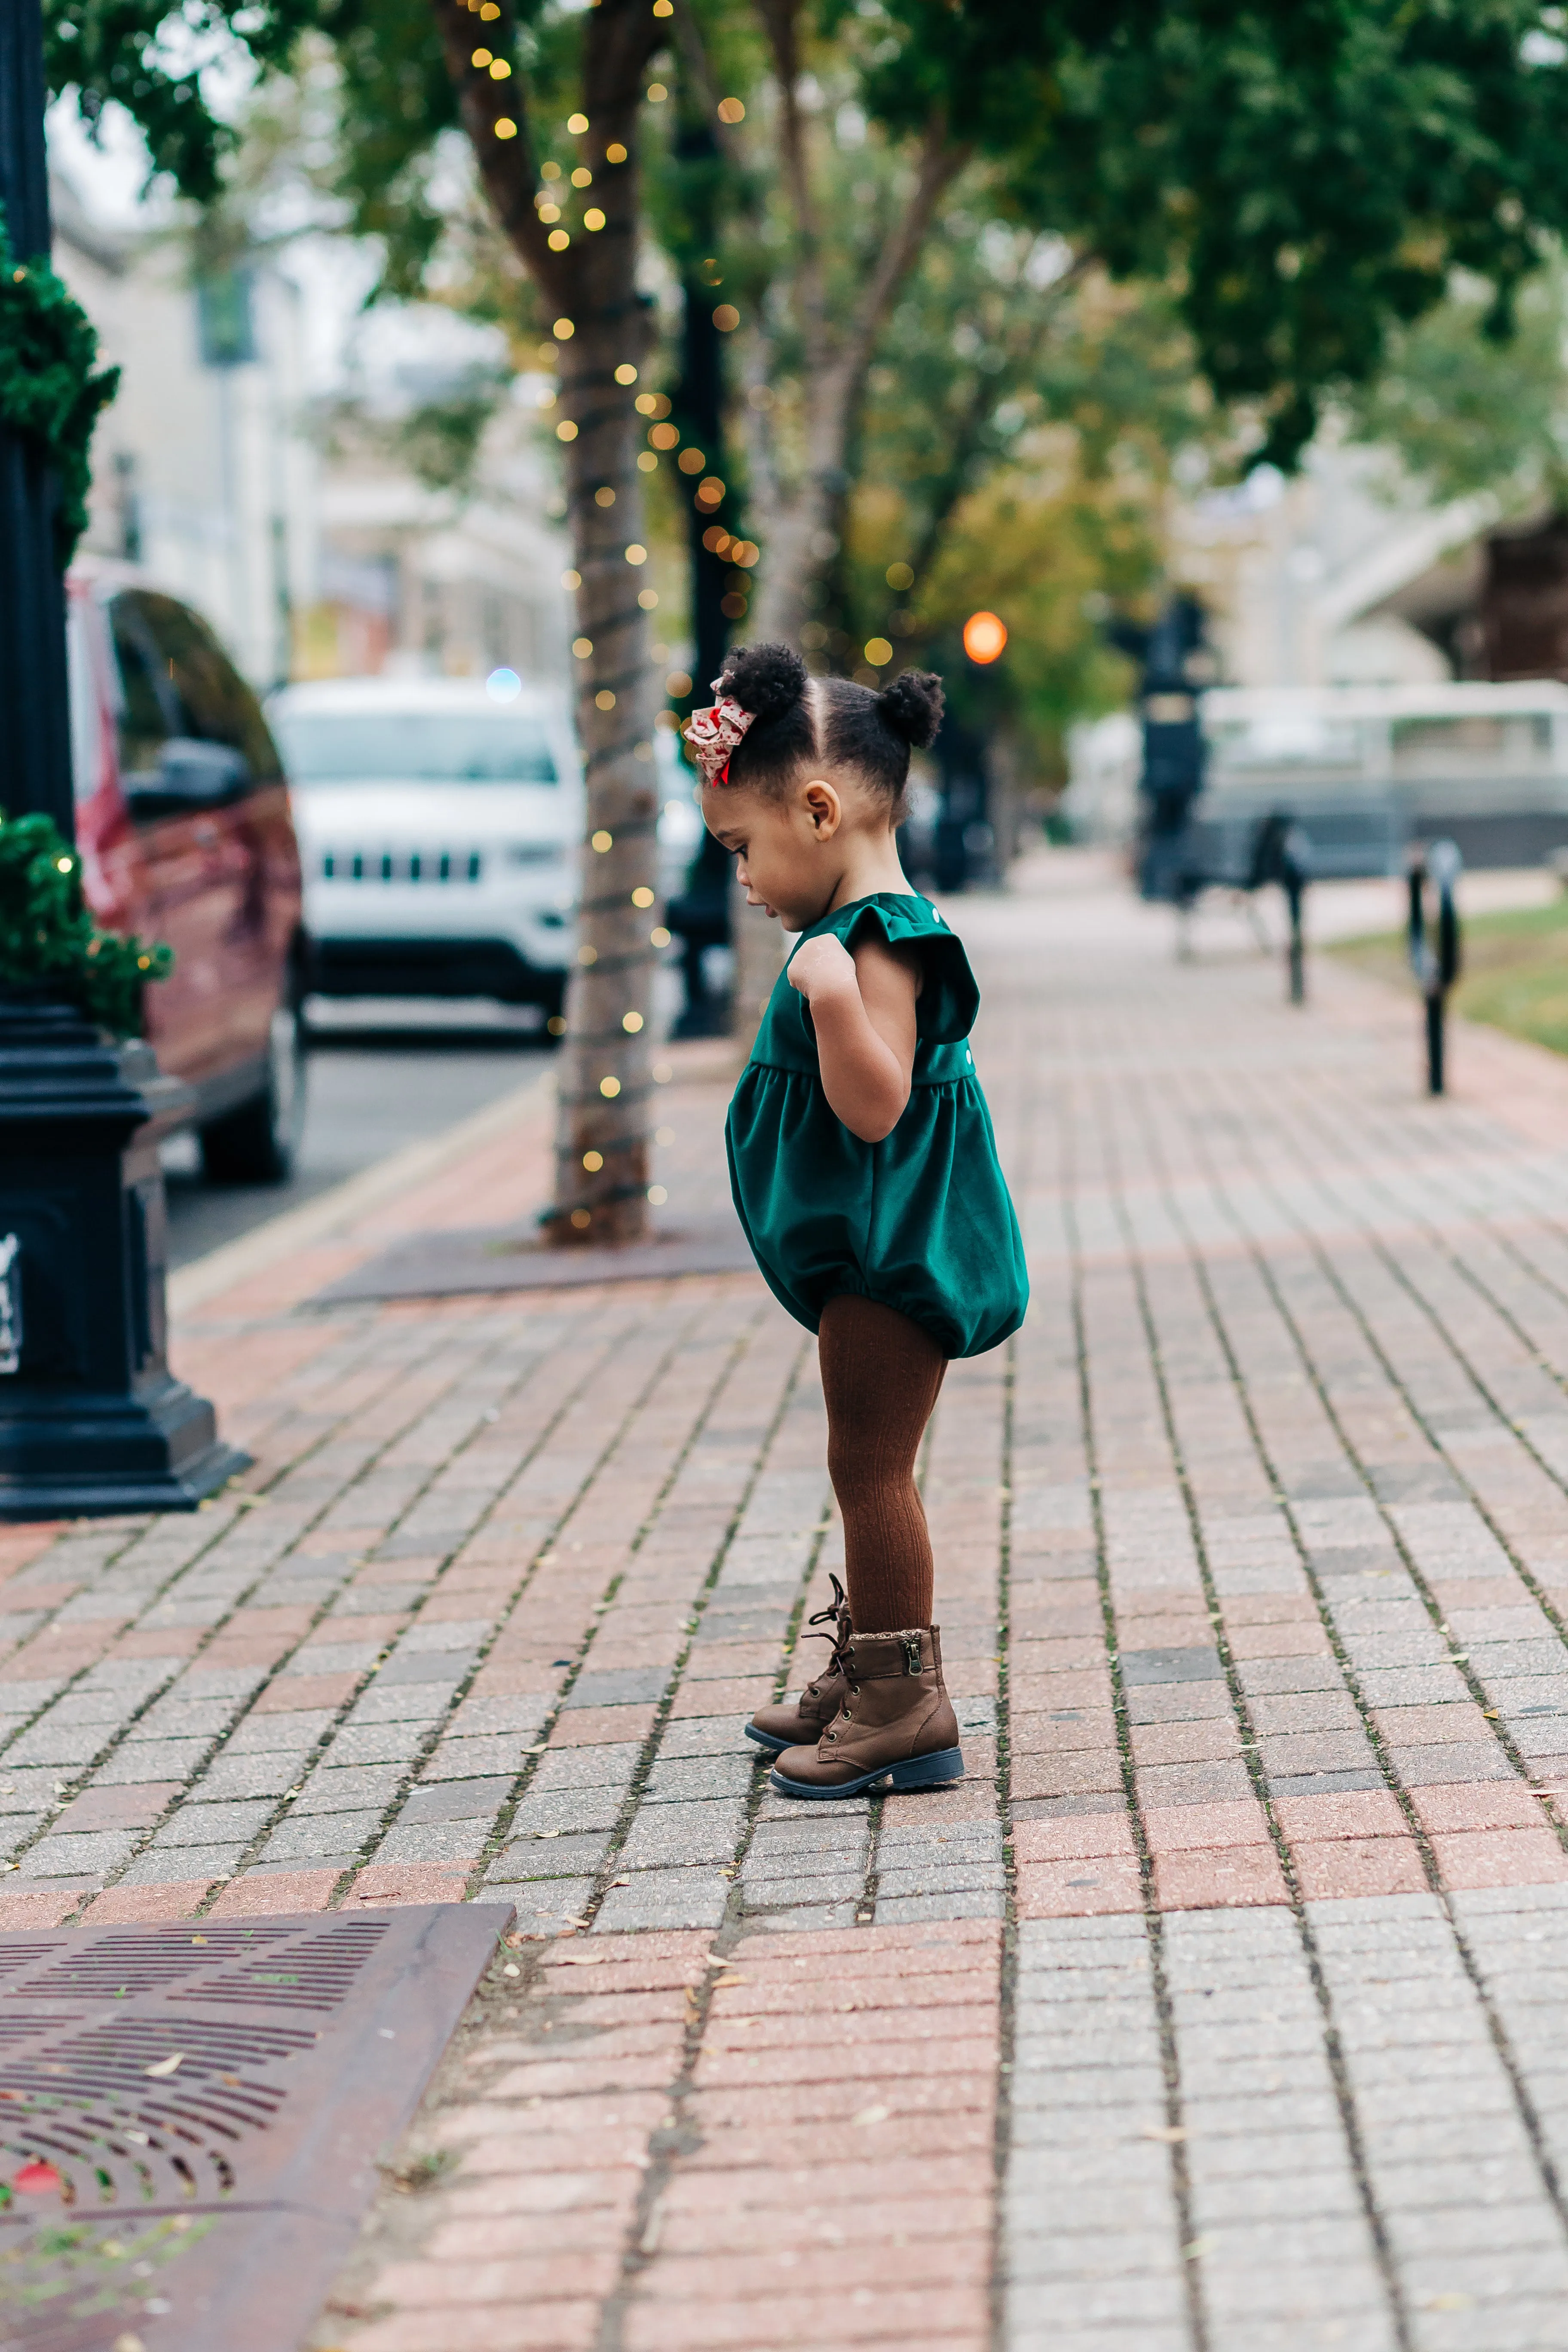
[769,1745,965,1800]
[743,1724,790,1756]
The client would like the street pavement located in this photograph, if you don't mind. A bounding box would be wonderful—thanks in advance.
[163,1022,552,1265]
[7,854,1568,2348]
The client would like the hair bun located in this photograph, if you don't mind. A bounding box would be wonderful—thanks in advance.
[877,669,944,750]
[719,641,807,724]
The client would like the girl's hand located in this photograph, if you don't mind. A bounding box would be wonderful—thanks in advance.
[787,934,858,1002]
[789,931,919,1142]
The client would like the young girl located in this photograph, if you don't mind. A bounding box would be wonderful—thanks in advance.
[685,642,1028,1799]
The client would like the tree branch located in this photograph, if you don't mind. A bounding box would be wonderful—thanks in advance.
[755,0,827,376]
[669,0,742,165]
[756,0,816,243]
[827,114,968,420]
[585,0,668,119]
[902,245,1095,591]
[429,0,561,292]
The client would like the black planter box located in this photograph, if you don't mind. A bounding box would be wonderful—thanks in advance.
[0,999,248,1518]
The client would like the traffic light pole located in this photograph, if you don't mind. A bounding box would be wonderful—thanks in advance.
[0,0,245,1518]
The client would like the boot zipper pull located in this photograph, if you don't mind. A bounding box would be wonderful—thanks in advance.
[902,1634,922,1675]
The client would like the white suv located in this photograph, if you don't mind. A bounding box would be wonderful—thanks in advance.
[268,674,581,1027]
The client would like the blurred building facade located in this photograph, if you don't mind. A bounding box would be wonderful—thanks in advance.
[53,173,318,689]
[1171,438,1486,693]
[1172,435,1568,697]
[52,173,569,695]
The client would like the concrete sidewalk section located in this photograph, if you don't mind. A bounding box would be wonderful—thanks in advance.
[5,855,1568,2347]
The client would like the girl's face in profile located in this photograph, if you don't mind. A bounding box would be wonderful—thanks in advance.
[700,775,847,933]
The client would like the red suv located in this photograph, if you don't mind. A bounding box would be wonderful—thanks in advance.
[67,561,307,1180]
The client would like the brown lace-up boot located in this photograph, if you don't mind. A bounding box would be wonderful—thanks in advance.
[745,1575,853,1756]
[770,1626,963,1798]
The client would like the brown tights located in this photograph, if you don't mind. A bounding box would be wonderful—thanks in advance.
[818,1294,948,1633]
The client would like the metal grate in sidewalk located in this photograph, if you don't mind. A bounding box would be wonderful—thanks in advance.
[0,1903,509,2352]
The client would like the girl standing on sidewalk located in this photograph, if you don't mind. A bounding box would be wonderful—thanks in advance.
[685,642,1028,1799]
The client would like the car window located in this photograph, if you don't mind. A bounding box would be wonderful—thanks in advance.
[111,588,285,791]
[110,595,178,791]
[272,711,559,784]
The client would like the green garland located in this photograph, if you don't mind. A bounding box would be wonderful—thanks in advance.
[0,809,172,1038]
[0,214,119,569]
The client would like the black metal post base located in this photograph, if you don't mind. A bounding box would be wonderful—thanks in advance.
[0,999,251,1522]
[0,1389,246,1519]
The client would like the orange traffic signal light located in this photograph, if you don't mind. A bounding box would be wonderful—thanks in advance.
[963,610,1007,664]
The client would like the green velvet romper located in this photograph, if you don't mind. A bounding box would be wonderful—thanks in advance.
[725,892,1029,1359]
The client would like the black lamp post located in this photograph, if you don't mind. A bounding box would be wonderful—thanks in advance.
[0,0,246,1517]
[664,110,734,1041]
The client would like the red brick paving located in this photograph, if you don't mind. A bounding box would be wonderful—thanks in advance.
[9,863,1568,2346]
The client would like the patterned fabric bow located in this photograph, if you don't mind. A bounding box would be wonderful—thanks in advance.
[684,680,755,786]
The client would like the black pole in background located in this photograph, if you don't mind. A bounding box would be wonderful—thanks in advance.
[664,108,734,1037]
[1281,821,1311,1007]
[0,0,74,836]
[1407,839,1463,1096]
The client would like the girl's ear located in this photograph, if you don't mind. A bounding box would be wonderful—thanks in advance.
[802,778,842,839]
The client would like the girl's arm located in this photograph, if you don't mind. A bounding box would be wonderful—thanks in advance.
[788,933,920,1141]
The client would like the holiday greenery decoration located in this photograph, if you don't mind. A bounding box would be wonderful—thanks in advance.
[0,809,172,1038]
[0,214,119,568]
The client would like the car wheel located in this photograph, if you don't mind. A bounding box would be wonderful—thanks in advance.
[199,991,308,1185]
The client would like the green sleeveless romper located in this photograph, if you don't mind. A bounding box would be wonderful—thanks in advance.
[725,892,1028,1359]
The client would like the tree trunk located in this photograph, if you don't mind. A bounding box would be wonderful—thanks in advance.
[749,499,826,646]
[745,93,967,647]
[433,0,663,1242]
[730,873,789,1057]
[552,303,659,1243]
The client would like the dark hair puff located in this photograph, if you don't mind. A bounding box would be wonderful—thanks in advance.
[876,669,944,750]
[718,641,807,725]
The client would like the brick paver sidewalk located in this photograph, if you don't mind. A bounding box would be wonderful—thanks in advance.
[7,854,1568,2350]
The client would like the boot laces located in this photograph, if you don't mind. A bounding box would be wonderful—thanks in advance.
[800,1574,851,1695]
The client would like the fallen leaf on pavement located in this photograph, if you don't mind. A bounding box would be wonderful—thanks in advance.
[12,2162,62,2194]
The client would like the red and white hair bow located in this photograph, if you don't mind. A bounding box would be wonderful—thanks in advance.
[684,680,755,786]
